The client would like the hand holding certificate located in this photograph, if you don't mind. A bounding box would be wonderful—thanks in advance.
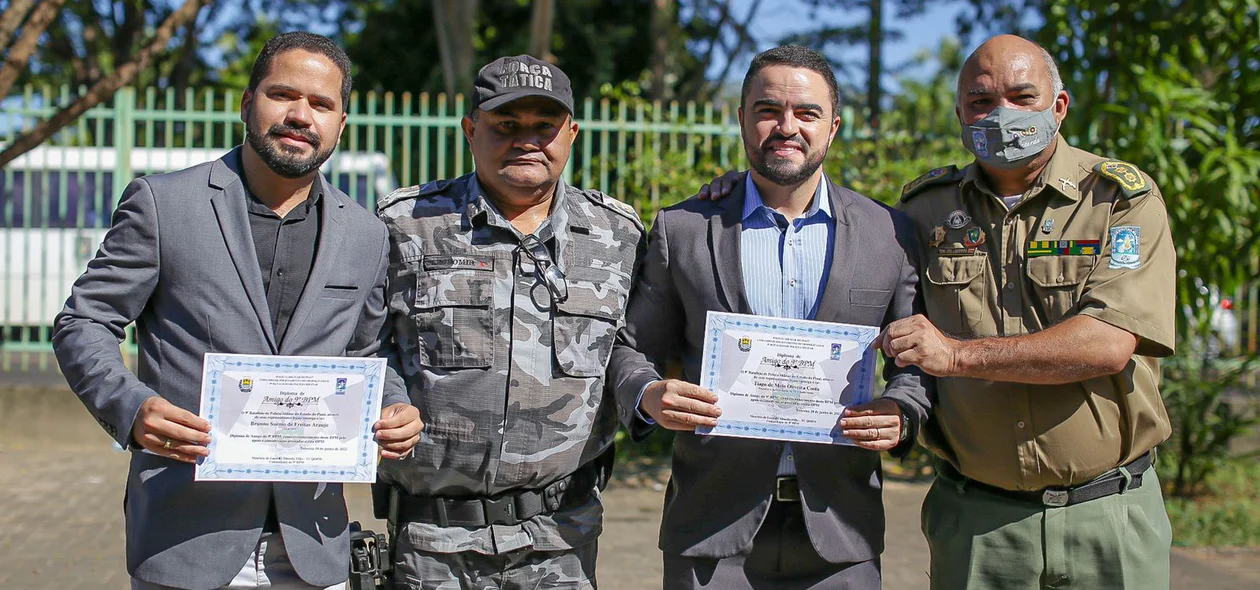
[195,353,387,483]
[696,311,881,446]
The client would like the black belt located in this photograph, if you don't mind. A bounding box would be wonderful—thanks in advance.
[393,458,609,527]
[940,450,1153,508]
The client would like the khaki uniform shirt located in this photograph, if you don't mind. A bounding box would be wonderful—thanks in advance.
[898,136,1176,491]
[376,173,644,553]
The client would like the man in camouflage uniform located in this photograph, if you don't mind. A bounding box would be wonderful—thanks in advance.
[375,55,644,589]
[888,35,1176,588]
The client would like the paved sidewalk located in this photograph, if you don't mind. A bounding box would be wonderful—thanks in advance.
[2,385,1257,589]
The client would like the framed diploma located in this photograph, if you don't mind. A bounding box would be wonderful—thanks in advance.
[195,353,386,483]
[696,311,880,445]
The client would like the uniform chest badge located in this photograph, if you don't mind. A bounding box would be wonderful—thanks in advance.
[1041,218,1055,234]
[1109,226,1142,269]
[946,210,972,230]
[963,227,986,247]
[929,225,946,247]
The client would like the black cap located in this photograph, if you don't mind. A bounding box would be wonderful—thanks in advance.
[471,55,574,115]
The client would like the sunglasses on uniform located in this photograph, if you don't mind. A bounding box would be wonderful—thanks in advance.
[518,235,568,303]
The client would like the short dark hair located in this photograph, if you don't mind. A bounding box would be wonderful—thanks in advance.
[740,45,839,115]
[248,32,353,109]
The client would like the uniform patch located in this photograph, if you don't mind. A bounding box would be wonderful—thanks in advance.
[901,165,960,201]
[929,226,946,247]
[972,130,989,158]
[423,255,495,271]
[1026,239,1101,257]
[946,210,972,230]
[1093,161,1151,199]
[963,227,986,247]
[1109,226,1141,269]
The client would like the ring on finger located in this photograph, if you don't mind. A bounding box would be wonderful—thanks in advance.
[163,438,173,450]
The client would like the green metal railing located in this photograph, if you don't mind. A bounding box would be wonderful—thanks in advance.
[2,86,865,367]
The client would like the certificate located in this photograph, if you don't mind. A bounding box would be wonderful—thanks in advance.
[696,311,880,445]
[195,353,386,483]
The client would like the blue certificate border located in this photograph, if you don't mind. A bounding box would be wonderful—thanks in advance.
[697,312,879,444]
[197,354,384,482]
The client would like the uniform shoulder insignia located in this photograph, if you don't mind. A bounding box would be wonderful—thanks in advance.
[376,178,455,212]
[901,165,961,202]
[1092,161,1151,199]
[577,187,645,231]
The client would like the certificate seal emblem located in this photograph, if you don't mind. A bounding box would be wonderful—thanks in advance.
[738,337,753,352]
[239,378,253,393]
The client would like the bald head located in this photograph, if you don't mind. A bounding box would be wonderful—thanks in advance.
[957,34,1063,111]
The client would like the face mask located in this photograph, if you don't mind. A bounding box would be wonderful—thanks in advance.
[961,104,1059,169]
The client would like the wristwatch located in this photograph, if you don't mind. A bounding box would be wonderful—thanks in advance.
[898,412,911,443]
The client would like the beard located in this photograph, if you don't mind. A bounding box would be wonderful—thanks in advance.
[245,115,335,179]
[748,132,827,186]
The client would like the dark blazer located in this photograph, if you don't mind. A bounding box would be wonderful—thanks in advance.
[52,148,409,590]
[607,174,932,564]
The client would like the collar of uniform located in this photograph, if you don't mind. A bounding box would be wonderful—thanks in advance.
[464,173,587,234]
[960,135,1082,203]
[1026,135,1083,202]
[741,173,832,222]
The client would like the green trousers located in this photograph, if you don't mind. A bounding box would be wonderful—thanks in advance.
[921,464,1172,590]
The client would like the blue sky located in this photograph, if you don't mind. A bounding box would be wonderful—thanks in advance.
[707,0,982,91]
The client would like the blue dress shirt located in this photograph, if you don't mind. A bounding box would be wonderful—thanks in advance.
[740,174,834,475]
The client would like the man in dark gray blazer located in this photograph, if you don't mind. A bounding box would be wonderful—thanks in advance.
[52,33,422,590]
[608,46,931,589]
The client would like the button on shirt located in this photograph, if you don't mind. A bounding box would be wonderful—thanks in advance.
[898,136,1176,491]
[244,187,321,533]
[376,174,642,555]
[740,174,834,475]
[245,189,321,343]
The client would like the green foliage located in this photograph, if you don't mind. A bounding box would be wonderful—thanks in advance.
[1161,352,1260,498]
[1166,460,1260,546]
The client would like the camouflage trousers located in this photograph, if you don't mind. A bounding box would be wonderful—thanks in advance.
[392,538,597,590]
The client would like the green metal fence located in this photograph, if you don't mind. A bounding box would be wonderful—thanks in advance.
[4,85,1254,371]
[4,86,855,366]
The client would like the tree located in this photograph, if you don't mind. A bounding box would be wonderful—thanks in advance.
[781,0,932,131]
[431,0,478,99]
[957,0,1260,497]
[0,0,68,101]
[0,0,211,168]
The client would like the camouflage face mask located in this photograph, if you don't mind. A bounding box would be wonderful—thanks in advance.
[961,104,1059,169]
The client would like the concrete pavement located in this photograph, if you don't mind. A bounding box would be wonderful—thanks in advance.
[1,384,1256,589]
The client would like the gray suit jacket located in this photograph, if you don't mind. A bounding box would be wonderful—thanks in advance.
[52,148,408,590]
[608,175,932,564]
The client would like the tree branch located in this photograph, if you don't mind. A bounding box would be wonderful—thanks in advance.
[0,0,68,100]
[0,0,210,168]
[0,0,37,51]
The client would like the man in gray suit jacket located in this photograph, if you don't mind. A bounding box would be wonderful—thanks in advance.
[52,33,422,590]
[608,46,931,589]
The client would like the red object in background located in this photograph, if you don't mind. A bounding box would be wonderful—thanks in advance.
[1221,299,1234,310]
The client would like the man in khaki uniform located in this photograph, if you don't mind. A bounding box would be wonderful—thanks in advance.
[886,34,1176,589]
